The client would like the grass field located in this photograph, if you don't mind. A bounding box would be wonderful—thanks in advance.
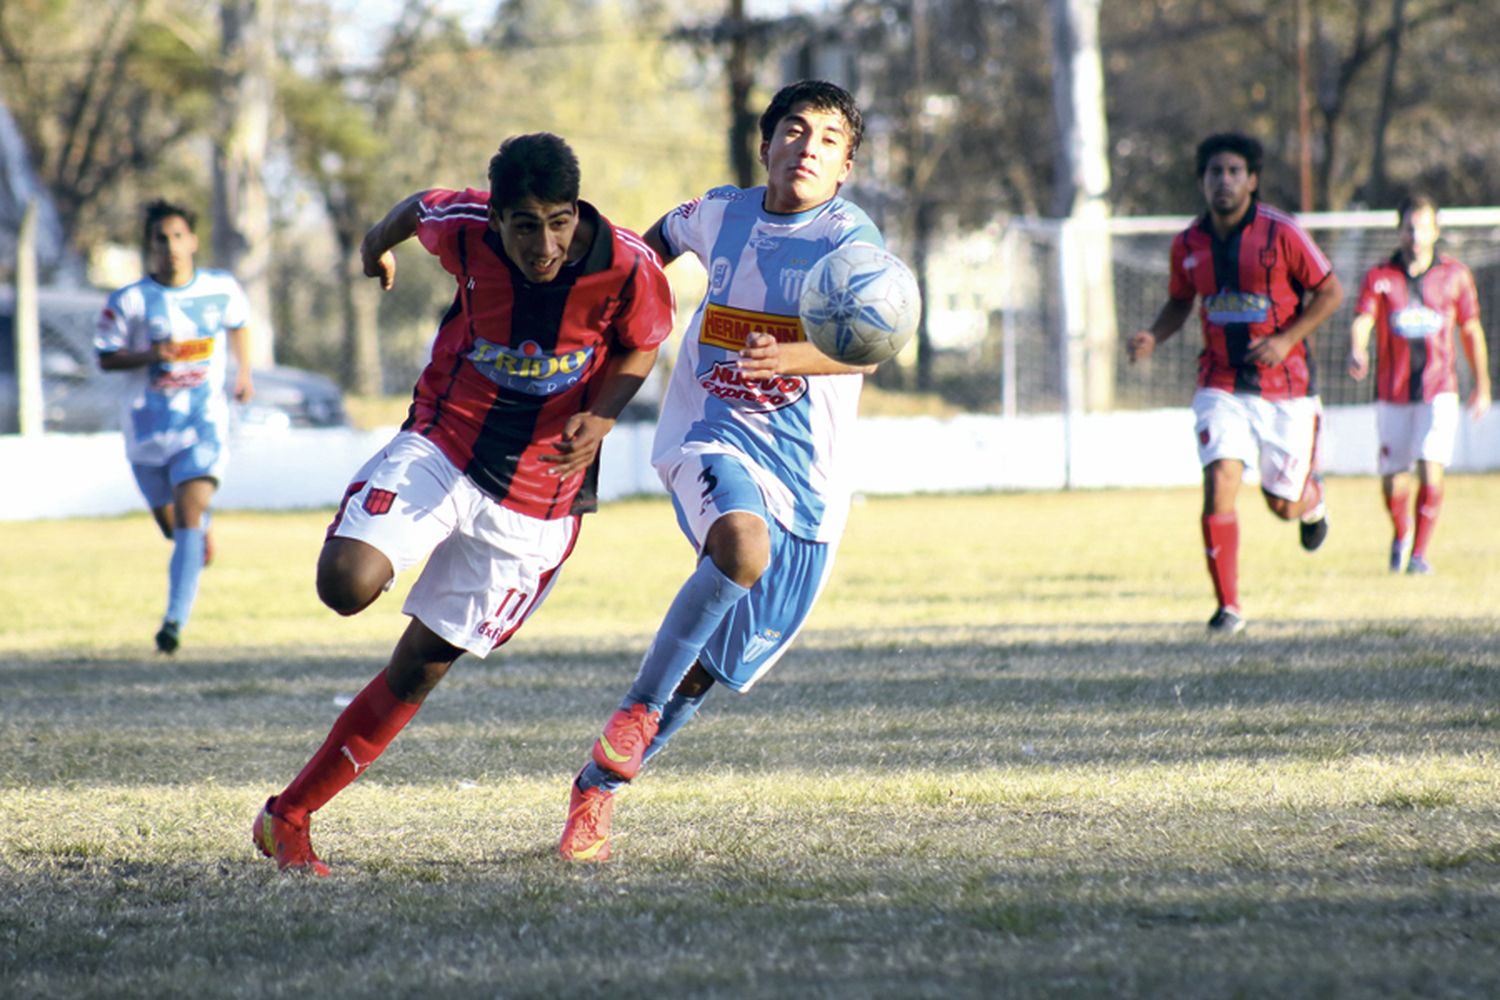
[2,476,1499,998]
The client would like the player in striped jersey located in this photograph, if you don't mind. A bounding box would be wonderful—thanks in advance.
[1128,133,1344,635]
[560,80,884,863]
[95,200,254,655]
[1348,193,1491,574]
[253,133,674,875]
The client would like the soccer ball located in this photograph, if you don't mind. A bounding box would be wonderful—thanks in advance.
[798,242,920,366]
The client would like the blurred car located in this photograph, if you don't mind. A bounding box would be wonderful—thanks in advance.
[0,285,348,434]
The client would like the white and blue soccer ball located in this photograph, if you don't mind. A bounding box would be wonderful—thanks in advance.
[798,242,921,366]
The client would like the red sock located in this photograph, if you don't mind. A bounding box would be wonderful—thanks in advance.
[1386,490,1412,544]
[1411,483,1444,559]
[275,671,420,824]
[1202,513,1240,611]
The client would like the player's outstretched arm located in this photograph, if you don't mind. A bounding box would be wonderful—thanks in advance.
[229,325,254,402]
[1461,317,1491,419]
[360,191,429,291]
[1348,313,1375,380]
[1127,296,1195,363]
[641,216,683,268]
[739,332,876,377]
[542,347,661,480]
[98,340,173,371]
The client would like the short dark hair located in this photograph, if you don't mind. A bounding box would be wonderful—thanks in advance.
[488,133,581,212]
[759,80,864,159]
[143,199,196,247]
[1195,132,1263,179]
[1396,191,1438,223]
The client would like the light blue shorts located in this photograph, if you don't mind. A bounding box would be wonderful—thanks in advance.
[131,435,225,509]
[666,452,836,692]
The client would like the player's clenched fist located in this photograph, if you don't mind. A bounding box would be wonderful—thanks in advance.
[1127,330,1156,363]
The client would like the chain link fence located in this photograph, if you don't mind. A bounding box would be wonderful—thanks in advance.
[909,209,1500,416]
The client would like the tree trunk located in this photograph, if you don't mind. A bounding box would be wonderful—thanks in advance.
[1366,0,1407,206]
[727,0,757,189]
[1049,0,1117,413]
[213,0,276,366]
[338,228,384,398]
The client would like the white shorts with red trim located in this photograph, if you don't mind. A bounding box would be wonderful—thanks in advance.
[328,431,579,657]
[1376,393,1458,476]
[1192,388,1322,502]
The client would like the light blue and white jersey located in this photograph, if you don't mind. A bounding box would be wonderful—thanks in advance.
[652,185,882,543]
[95,269,249,466]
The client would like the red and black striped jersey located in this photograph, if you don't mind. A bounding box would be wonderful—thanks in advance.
[1167,202,1335,401]
[1355,252,1478,403]
[403,189,673,518]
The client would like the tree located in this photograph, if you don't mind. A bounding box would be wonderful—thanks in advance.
[1102,0,1500,211]
[0,0,218,262]
[215,0,277,364]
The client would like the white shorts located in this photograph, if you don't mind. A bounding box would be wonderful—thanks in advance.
[328,432,579,658]
[1376,393,1459,475]
[1192,388,1322,502]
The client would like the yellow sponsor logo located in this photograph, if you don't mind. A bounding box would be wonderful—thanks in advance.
[701,303,804,351]
[170,337,215,362]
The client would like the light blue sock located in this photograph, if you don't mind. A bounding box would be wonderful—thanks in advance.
[579,686,713,793]
[623,559,748,711]
[165,527,206,626]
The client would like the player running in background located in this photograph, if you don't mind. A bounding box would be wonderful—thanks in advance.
[1348,193,1491,574]
[253,133,674,875]
[559,80,883,863]
[1127,133,1343,636]
[96,199,254,655]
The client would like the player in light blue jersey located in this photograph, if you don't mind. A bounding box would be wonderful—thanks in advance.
[561,80,883,862]
[96,200,254,654]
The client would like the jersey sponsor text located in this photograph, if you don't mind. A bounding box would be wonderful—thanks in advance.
[698,359,807,412]
[700,303,804,352]
[466,338,594,395]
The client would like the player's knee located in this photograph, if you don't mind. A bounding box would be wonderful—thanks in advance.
[709,547,767,589]
[704,517,770,588]
[316,540,390,616]
[1262,491,1296,520]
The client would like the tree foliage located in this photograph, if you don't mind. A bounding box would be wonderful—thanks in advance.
[817,0,1500,226]
[0,0,218,255]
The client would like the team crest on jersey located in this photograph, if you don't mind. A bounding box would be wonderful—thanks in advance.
[699,360,806,412]
[779,267,809,303]
[1392,304,1443,340]
[466,338,594,396]
[700,303,804,352]
[1204,289,1270,325]
[363,488,396,515]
